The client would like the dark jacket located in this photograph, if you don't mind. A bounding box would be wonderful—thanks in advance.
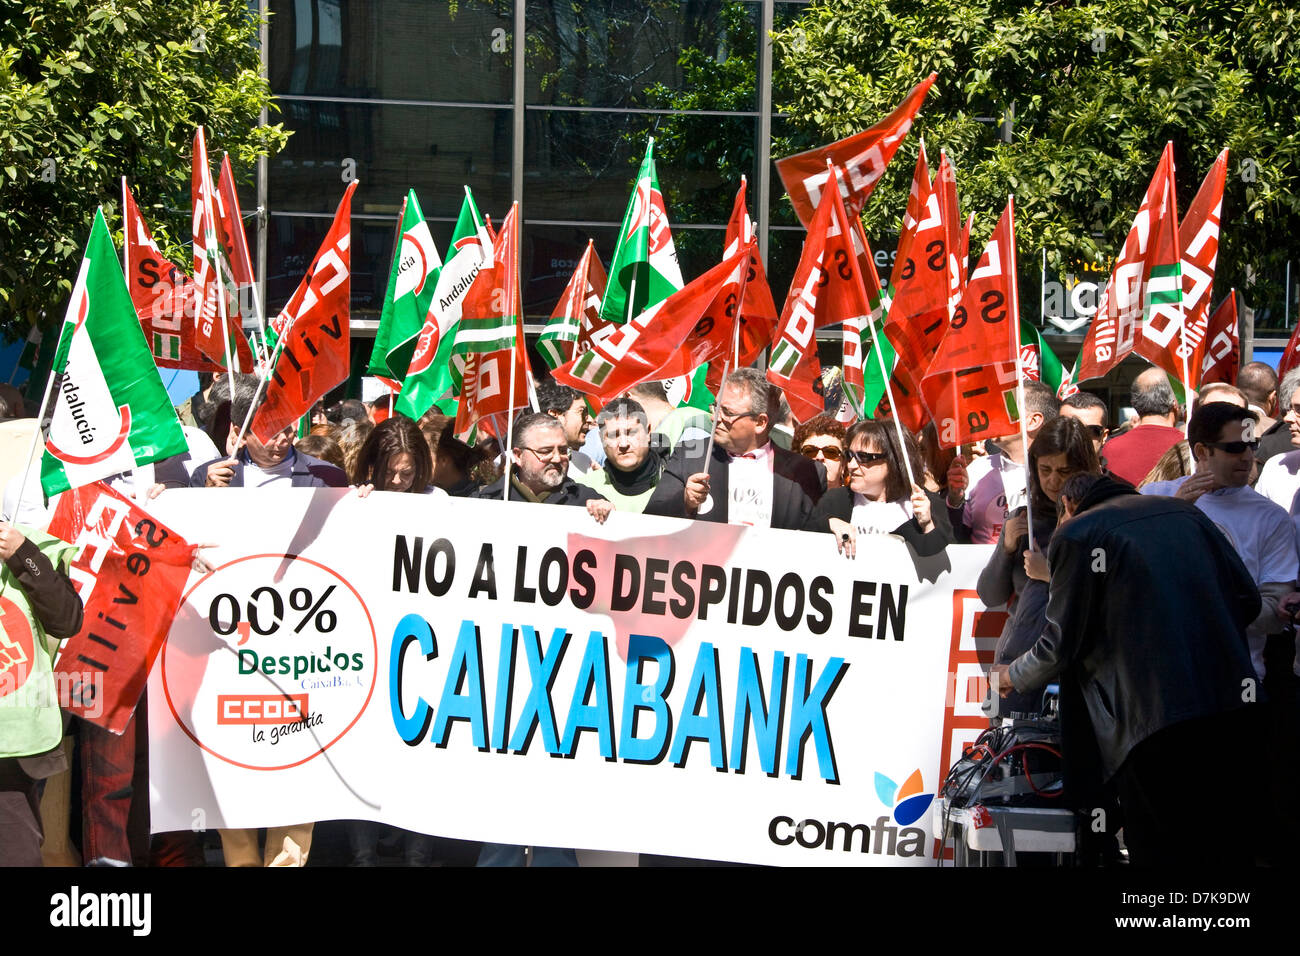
[189,448,349,488]
[643,438,821,531]
[470,474,606,506]
[1008,477,1261,780]
[806,487,954,557]
[977,506,1057,715]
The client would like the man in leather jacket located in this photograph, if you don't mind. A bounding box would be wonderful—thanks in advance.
[991,473,1263,866]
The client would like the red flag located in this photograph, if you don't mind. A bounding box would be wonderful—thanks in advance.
[553,244,752,405]
[455,203,531,434]
[921,200,1021,449]
[1149,148,1228,389]
[191,128,255,372]
[882,145,952,385]
[48,482,197,734]
[122,181,223,373]
[777,74,937,228]
[935,151,964,312]
[710,178,778,389]
[959,211,974,289]
[253,181,356,441]
[1076,143,1181,383]
[767,171,871,423]
[216,152,258,327]
[1197,293,1239,386]
[538,239,610,370]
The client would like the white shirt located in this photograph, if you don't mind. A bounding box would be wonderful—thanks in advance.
[851,495,912,535]
[727,441,774,528]
[1142,476,1299,678]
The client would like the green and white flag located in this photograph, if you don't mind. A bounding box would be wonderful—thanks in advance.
[600,137,684,326]
[599,137,716,408]
[40,209,188,497]
[367,190,442,379]
[394,189,492,420]
[1019,323,1065,395]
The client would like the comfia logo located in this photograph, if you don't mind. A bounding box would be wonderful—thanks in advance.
[874,768,934,826]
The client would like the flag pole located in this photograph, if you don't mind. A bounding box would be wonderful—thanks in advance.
[1007,195,1037,552]
[830,158,916,488]
[7,345,62,524]
[120,177,129,275]
[505,201,523,499]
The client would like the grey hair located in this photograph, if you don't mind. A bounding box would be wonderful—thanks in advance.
[1279,367,1300,411]
[723,367,779,420]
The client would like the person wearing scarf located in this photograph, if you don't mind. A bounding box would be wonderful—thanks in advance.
[577,398,665,517]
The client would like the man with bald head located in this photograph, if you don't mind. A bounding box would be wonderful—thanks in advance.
[1101,365,1185,486]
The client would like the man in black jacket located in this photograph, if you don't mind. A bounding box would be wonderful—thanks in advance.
[992,474,1263,866]
[472,413,607,508]
[644,368,819,531]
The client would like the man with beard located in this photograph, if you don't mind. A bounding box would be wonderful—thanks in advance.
[470,412,605,867]
[471,413,607,506]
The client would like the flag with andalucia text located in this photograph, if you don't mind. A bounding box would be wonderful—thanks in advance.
[368,189,442,380]
[41,210,188,497]
[394,189,493,421]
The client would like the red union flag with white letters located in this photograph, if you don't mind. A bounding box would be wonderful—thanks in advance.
[1197,293,1239,385]
[122,180,222,372]
[776,74,936,229]
[191,127,255,372]
[767,172,871,424]
[454,203,530,434]
[1076,143,1181,384]
[553,245,750,405]
[1137,148,1227,388]
[253,182,356,441]
[920,200,1021,449]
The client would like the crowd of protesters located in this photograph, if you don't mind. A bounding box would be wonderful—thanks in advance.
[2,358,1298,868]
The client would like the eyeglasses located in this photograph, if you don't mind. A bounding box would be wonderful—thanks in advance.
[800,444,844,461]
[521,445,570,460]
[1082,425,1106,439]
[847,449,889,466]
[1203,439,1259,454]
[710,403,761,425]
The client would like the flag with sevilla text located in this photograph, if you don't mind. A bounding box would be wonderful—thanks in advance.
[1076,143,1181,384]
[122,181,222,372]
[49,482,196,733]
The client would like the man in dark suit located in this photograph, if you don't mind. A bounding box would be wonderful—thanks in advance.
[645,368,820,531]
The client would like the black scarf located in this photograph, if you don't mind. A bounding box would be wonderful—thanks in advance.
[605,451,662,496]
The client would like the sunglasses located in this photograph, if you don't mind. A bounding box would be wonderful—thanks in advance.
[847,449,889,465]
[1082,424,1106,439]
[1203,439,1259,454]
[800,444,844,461]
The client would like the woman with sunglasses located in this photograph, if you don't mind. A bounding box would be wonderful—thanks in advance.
[807,420,953,557]
[793,414,848,490]
[978,416,1099,717]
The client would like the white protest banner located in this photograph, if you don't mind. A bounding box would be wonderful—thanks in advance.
[146,489,1003,866]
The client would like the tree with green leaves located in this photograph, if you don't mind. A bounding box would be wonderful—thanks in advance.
[772,0,1300,321]
[0,0,288,343]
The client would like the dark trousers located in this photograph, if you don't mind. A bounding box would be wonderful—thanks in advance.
[1112,707,1262,867]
